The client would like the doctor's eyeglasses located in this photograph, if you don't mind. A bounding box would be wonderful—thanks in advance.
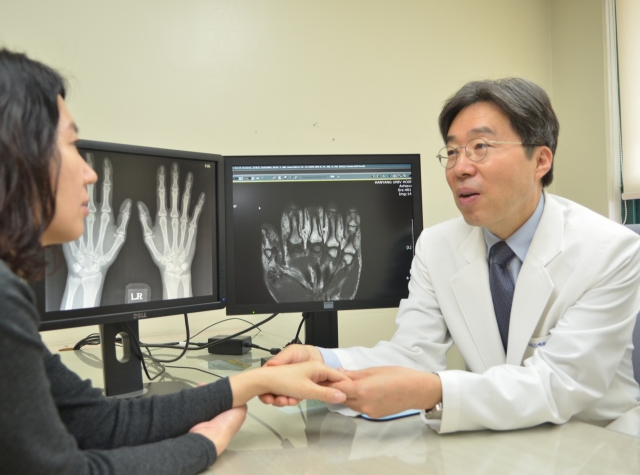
[436,138,538,169]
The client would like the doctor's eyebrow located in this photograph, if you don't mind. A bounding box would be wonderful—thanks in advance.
[446,126,497,143]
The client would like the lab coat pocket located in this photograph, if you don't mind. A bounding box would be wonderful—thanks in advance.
[523,334,552,360]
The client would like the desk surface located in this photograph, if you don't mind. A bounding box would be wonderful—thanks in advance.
[52,331,640,475]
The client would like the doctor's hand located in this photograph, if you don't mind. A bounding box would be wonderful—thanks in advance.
[325,366,443,419]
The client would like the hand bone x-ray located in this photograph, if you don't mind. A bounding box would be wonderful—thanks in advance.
[261,203,362,302]
[61,154,132,310]
[60,156,206,309]
[137,163,205,300]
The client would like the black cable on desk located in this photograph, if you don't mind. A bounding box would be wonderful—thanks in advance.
[71,316,263,352]
[72,333,101,350]
[72,313,283,363]
[139,317,264,350]
[246,342,281,355]
[189,317,263,340]
[291,313,308,345]
[122,314,191,381]
[125,313,190,364]
[190,313,280,351]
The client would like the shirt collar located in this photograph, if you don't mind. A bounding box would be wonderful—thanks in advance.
[483,192,545,261]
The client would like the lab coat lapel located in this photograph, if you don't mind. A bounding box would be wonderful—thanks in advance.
[450,226,506,369]
[506,193,562,365]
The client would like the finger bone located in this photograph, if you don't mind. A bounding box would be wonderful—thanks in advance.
[100,159,112,213]
[158,166,167,217]
[170,163,179,218]
[96,212,109,254]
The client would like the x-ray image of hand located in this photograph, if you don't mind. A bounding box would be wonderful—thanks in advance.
[261,204,362,302]
[138,163,205,300]
[61,155,132,310]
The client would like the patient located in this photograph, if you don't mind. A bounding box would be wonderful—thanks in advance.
[0,49,347,475]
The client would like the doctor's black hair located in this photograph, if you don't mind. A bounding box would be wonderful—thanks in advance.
[438,77,559,187]
[0,49,67,280]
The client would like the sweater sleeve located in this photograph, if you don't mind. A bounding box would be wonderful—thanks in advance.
[47,352,233,449]
[0,261,233,475]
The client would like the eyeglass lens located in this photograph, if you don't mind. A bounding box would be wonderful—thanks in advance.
[437,138,490,168]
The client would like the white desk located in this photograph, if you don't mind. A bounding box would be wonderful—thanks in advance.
[51,331,640,475]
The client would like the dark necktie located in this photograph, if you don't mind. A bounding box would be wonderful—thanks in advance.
[489,241,516,352]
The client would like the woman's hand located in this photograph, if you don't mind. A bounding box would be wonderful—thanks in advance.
[230,360,349,407]
[189,405,247,457]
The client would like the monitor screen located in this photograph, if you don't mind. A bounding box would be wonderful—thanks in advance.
[34,140,226,331]
[224,154,423,316]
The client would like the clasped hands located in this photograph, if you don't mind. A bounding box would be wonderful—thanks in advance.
[258,345,443,419]
[189,349,443,457]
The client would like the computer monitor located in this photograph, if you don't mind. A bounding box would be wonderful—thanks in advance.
[33,140,225,397]
[224,154,423,347]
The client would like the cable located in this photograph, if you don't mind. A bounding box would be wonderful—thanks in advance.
[71,316,263,352]
[135,344,167,382]
[189,313,280,351]
[115,314,190,382]
[72,333,101,350]
[68,315,235,382]
[190,317,263,340]
[72,313,281,368]
[137,341,203,350]
[246,342,281,355]
[124,331,167,382]
[124,314,190,364]
[124,317,265,351]
[292,313,308,345]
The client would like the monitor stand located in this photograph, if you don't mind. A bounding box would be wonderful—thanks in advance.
[303,311,338,348]
[100,321,191,398]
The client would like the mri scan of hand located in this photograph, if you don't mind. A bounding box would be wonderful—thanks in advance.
[261,203,362,302]
[61,155,132,310]
[137,163,205,300]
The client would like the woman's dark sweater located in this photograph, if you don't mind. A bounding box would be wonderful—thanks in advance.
[0,260,233,475]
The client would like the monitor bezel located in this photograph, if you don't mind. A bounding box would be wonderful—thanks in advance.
[224,153,423,316]
[35,140,226,331]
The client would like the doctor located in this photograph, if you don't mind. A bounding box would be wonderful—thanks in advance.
[263,78,640,433]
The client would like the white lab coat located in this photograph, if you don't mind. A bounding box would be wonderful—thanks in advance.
[333,193,640,433]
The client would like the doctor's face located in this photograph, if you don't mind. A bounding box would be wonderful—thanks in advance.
[444,101,551,240]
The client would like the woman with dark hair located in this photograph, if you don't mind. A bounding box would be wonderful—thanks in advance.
[0,49,347,475]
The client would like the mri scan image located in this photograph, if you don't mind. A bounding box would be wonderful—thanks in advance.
[260,203,362,302]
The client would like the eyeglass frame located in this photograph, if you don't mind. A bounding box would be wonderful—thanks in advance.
[436,138,541,169]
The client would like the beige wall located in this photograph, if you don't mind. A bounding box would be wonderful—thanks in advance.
[550,0,611,216]
[0,1,608,361]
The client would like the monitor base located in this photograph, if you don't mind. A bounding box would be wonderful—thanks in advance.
[101,321,195,398]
